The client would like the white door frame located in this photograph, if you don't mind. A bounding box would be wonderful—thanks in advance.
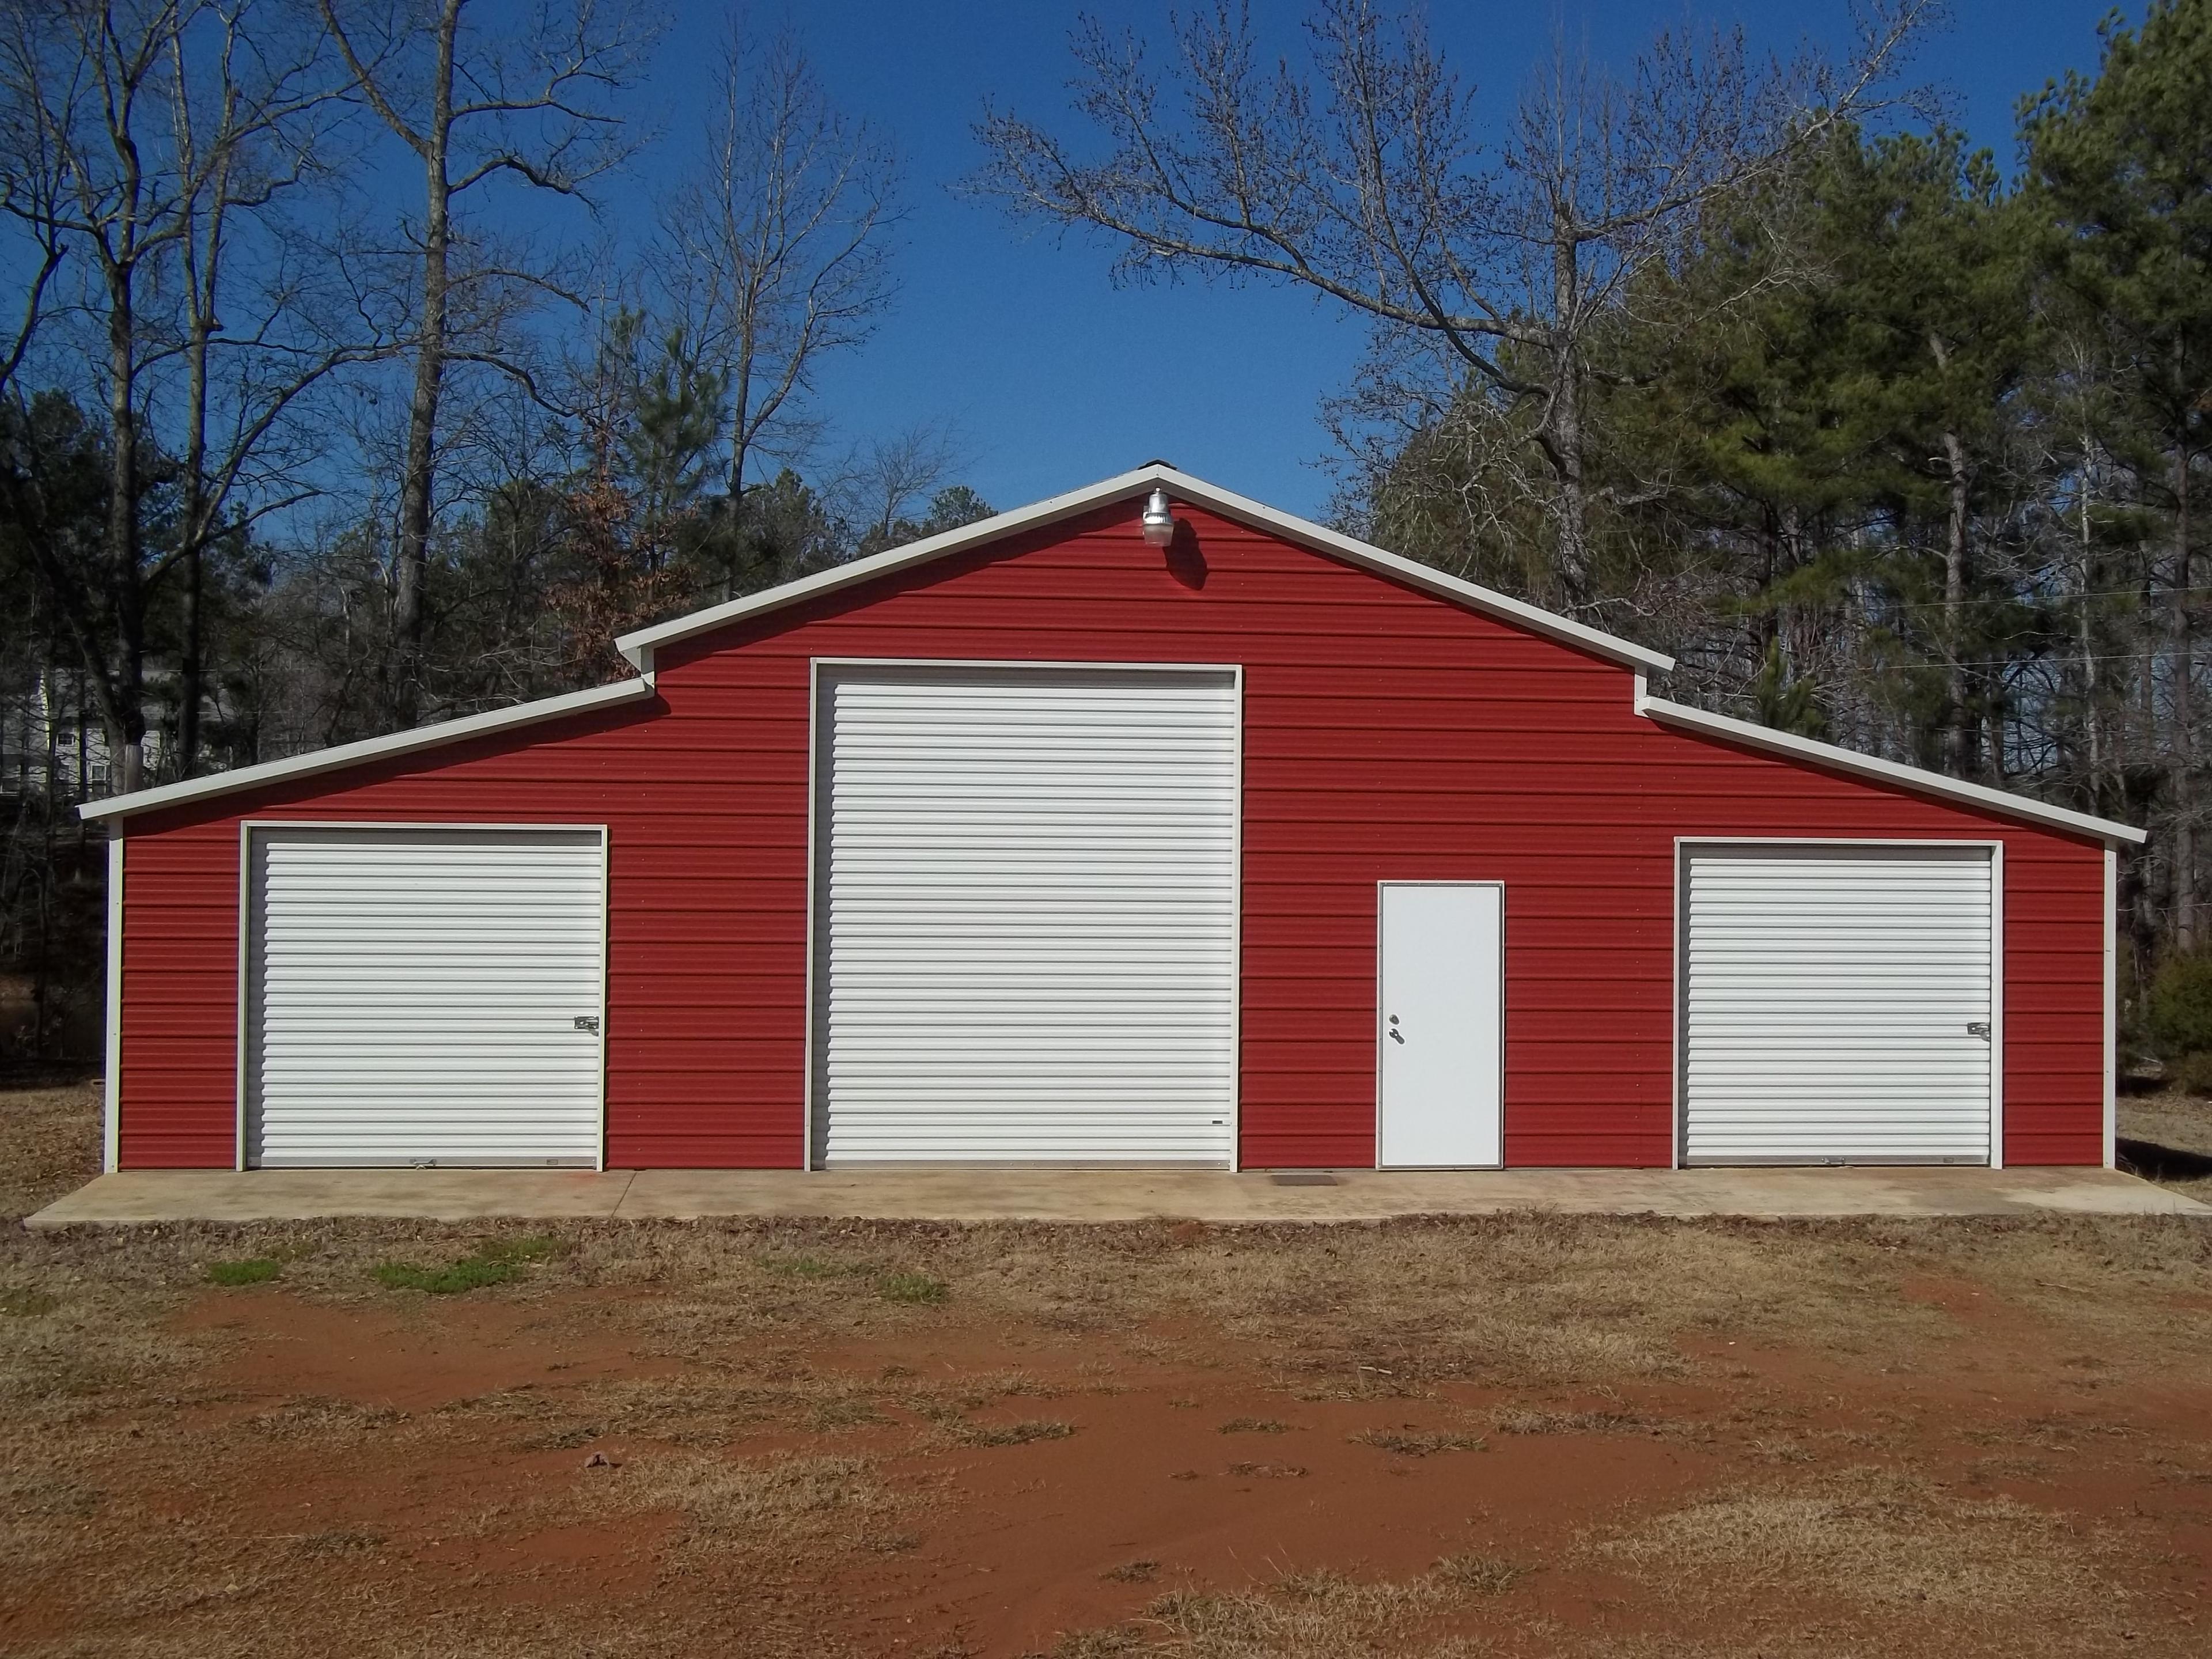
[802,658,1245,1172]
[1373,879,1506,1171]
[235,820,612,1172]
[1672,837,2004,1171]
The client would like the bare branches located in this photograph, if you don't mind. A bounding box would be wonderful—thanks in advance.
[831,419,970,552]
[973,0,1937,598]
[657,22,899,507]
[314,0,653,724]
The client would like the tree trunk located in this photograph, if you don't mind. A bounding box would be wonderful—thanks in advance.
[104,272,146,796]
[178,298,213,779]
[2173,421,2196,953]
[1941,426,1973,778]
[389,13,460,730]
[179,541,203,775]
[1544,227,1590,605]
[2078,435,2101,809]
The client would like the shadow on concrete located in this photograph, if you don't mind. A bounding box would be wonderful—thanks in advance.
[2118,1136,2212,1183]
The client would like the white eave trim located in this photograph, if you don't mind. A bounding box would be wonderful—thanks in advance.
[77,677,655,823]
[613,464,1676,676]
[1636,688,2147,846]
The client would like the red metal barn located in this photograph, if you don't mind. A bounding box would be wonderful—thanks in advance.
[82,467,2143,1175]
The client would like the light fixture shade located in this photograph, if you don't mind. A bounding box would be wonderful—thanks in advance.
[1141,487,1176,546]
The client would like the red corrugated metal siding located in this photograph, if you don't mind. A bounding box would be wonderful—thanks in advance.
[115,500,2108,1169]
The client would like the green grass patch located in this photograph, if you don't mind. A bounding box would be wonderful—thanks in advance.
[205,1258,282,1287]
[370,1233,570,1295]
[0,1286,59,1317]
[876,1271,949,1305]
[372,1256,517,1295]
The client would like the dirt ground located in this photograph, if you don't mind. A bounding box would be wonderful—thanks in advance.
[5,1081,2212,1657]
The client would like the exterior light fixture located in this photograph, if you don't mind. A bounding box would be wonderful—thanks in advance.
[1141,488,1176,547]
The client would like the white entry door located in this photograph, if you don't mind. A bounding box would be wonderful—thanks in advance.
[1377,882,1504,1168]
[245,825,607,1168]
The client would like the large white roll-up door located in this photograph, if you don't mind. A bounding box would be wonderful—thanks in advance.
[816,665,1238,1165]
[1682,843,1996,1165]
[245,826,606,1167]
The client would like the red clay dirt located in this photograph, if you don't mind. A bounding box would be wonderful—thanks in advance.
[5,1271,2181,1657]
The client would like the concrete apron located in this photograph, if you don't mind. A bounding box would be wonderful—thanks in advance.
[22,1165,2210,1229]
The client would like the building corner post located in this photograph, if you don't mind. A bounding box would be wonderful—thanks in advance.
[103,831,124,1173]
[2105,844,2119,1171]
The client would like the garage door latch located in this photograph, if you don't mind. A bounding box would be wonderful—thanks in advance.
[1965,1021,1990,1039]
[574,1014,600,1033]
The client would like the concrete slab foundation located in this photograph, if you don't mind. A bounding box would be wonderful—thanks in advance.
[23,1164,2209,1229]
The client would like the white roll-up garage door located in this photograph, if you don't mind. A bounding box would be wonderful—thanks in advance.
[245,826,607,1167]
[815,665,1238,1165]
[1682,843,1996,1165]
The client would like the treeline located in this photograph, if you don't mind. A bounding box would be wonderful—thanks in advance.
[974,0,2212,1007]
[1357,17,2211,987]
[0,0,989,1056]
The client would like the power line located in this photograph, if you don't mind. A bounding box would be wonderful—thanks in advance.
[1751,583,2212,613]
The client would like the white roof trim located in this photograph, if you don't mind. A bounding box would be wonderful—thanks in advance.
[614,463,1676,675]
[78,677,655,823]
[1636,688,2147,846]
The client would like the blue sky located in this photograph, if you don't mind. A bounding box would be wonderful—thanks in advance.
[605,3,2123,520]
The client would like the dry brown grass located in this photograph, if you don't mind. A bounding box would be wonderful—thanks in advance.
[0,1074,100,1221]
[616,1449,914,1556]
[1346,1426,1486,1456]
[1596,1465,2116,1617]
[1053,1564,1515,1658]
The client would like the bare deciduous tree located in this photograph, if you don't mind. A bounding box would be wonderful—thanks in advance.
[320,0,650,725]
[834,419,969,553]
[0,0,350,786]
[973,0,1931,604]
[660,23,897,522]
[164,3,358,772]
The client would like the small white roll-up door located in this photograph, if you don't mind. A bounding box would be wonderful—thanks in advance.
[245,826,606,1167]
[1682,844,1996,1165]
[816,665,1238,1165]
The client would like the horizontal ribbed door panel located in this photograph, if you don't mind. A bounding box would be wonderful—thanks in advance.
[817,666,1237,1165]
[247,827,605,1167]
[1683,844,1994,1165]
